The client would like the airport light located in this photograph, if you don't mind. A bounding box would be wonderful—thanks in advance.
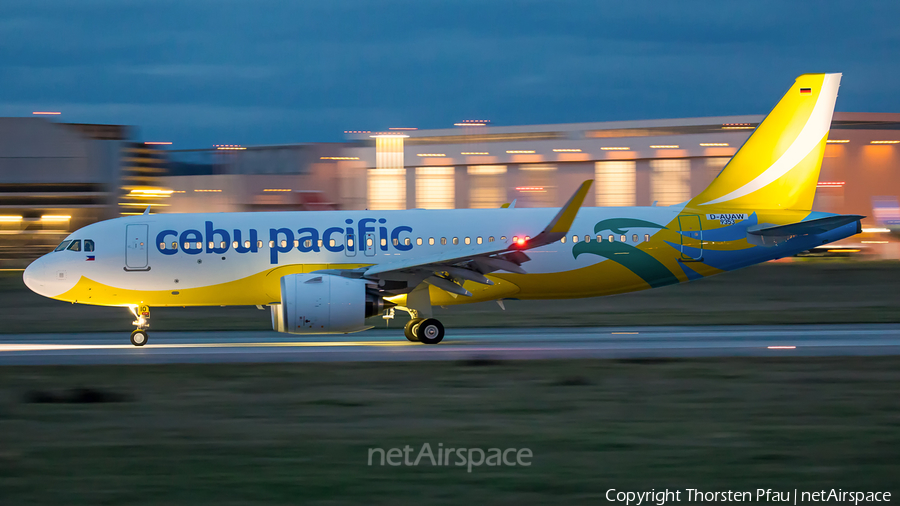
[722,123,754,130]
[826,139,850,144]
[816,181,845,188]
[344,130,371,134]
[461,152,489,155]
[454,120,489,126]
[650,145,679,149]
[417,153,446,157]
[700,143,729,147]
[600,147,630,151]
[0,216,23,222]
[193,189,222,193]
[369,134,409,138]
[32,111,61,115]
[320,156,360,160]
[388,127,417,131]
[506,150,536,154]
[862,227,891,233]
[145,141,172,145]
[263,189,292,192]
[871,140,900,144]
[516,186,545,193]
[553,148,582,152]
[40,215,71,222]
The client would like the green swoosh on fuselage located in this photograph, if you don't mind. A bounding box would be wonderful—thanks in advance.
[593,218,667,235]
[573,231,680,289]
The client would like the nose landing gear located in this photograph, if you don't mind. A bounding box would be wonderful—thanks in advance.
[128,304,150,346]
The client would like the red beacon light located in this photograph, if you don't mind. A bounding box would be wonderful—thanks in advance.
[515,237,527,247]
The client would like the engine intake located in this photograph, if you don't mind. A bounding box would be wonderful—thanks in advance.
[270,273,390,334]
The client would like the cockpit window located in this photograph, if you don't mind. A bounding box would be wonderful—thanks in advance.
[66,240,82,252]
[54,240,72,252]
[84,240,95,252]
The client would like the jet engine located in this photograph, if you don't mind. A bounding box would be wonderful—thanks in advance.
[270,273,390,334]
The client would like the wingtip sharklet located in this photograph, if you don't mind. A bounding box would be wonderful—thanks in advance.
[545,180,593,235]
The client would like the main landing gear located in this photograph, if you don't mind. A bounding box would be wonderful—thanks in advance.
[404,317,445,344]
[128,304,150,347]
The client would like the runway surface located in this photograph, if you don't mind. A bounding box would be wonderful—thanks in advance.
[1,324,900,365]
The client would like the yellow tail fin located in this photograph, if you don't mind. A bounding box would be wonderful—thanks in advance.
[691,73,841,211]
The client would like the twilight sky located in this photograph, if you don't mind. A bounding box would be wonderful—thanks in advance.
[1,0,897,148]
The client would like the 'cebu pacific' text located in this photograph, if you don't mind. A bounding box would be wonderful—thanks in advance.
[155,219,414,264]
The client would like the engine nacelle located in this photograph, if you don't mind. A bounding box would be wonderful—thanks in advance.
[270,273,387,334]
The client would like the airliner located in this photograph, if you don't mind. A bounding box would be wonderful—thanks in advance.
[23,73,862,346]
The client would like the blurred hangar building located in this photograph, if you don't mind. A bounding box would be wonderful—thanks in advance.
[1,112,899,266]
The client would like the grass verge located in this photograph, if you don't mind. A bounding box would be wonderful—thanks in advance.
[0,358,898,504]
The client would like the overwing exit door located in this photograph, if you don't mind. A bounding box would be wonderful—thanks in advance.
[125,224,150,270]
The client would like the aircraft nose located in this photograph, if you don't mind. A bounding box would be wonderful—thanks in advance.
[23,256,50,296]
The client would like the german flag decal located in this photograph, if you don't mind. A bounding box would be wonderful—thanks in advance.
[800,87,812,94]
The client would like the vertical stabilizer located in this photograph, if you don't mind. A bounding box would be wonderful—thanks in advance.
[691,73,841,211]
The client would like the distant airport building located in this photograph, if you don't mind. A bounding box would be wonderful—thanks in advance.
[0,118,171,265]
[1,112,898,265]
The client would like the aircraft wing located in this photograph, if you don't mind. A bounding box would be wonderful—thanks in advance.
[350,180,592,297]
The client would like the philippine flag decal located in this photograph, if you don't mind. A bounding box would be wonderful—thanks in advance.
[86,255,95,261]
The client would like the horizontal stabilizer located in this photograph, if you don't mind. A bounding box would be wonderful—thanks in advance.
[747,215,864,237]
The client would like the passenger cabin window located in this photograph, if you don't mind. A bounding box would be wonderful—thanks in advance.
[500,236,506,241]
[429,238,435,245]
[608,235,615,242]
[440,237,447,245]
[560,236,566,243]
[367,238,373,247]
[268,240,274,248]
[476,237,482,244]
[54,240,72,252]
[489,236,495,242]
[257,240,263,249]
[245,241,251,249]
[620,235,626,242]
[347,238,354,248]
[160,242,166,249]
[171,241,177,250]
[66,240,81,252]
[644,234,650,242]
[304,239,312,248]
[330,239,336,247]
[417,238,423,246]
[392,238,399,246]
[597,235,603,242]
[293,240,299,248]
[584,235,591,243]
[465,237,471,245]
[220,241,226,249]
[571,235,579,243]
[633,234,639,243]
[452,237,459,245]
[381,238,387,247]
[404,238,411,246]
[84,240,94,252]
